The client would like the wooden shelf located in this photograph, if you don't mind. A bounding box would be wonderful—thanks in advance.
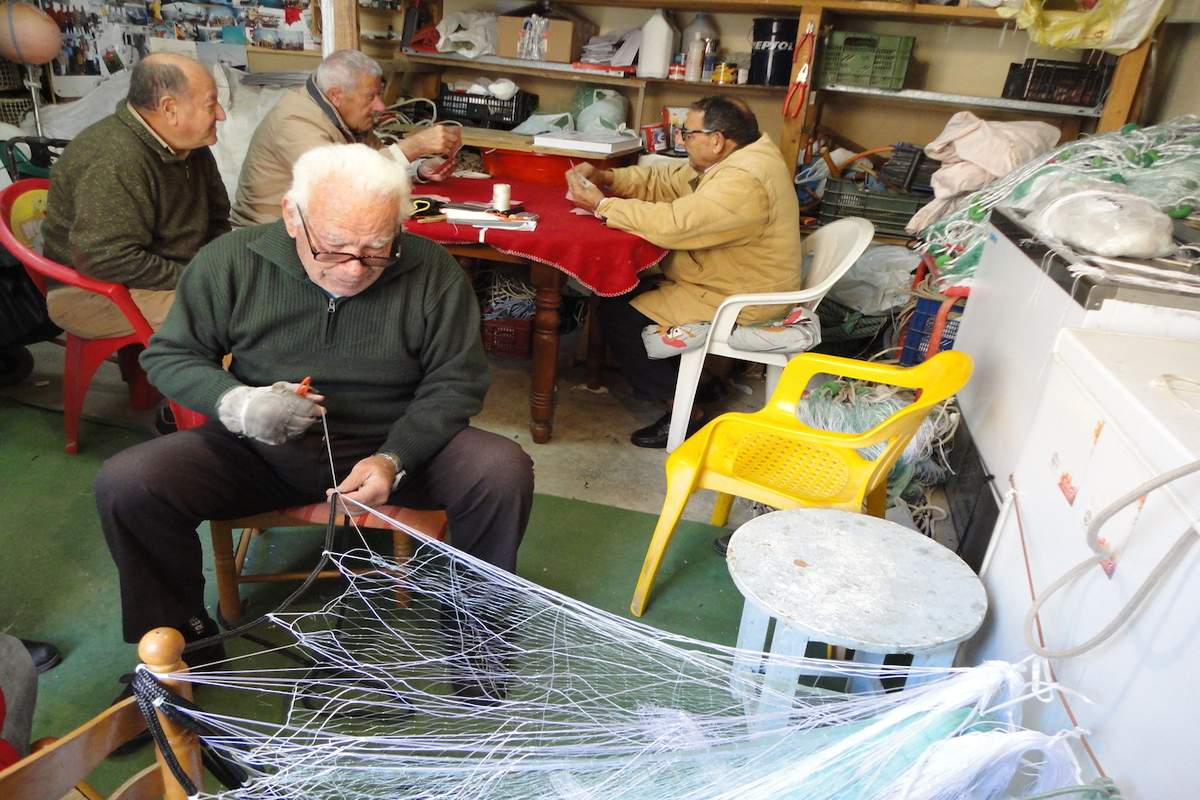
[820,83,1105,118]
[246,45,323,58]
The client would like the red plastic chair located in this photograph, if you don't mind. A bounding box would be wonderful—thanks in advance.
[0,178,157,454]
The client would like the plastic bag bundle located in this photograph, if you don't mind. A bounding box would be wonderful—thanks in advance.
[436,12,498,59]
[826,245,920,316]
[917,115,1200,289]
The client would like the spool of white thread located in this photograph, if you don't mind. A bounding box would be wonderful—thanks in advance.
[491,183,511,211]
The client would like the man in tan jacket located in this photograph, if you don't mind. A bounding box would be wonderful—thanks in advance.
[232,49,460,227]
[567,97,801,448]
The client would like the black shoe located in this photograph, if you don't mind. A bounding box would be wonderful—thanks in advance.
[20,639,62,673]
[151,405,177,437]
[630,410,708,449]
[694,378,730,405]
[713,533,732,557]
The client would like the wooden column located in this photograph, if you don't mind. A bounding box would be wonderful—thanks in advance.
[779,6,825,172]
[327,0,360,52]
[1098,32,1155,131]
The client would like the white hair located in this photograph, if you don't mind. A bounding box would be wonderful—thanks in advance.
[314,49,382,95]
[285,144,411,224]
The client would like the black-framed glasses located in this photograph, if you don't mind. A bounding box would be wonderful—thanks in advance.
[297,209,398,269]
[677,126,718,141]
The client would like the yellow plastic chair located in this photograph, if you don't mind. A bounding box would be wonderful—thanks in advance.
[631,349,973,616]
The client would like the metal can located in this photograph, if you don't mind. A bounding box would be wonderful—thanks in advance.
[712,62,735,85]
[640,123,667,153]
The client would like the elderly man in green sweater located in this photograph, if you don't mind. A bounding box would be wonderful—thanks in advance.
[93,144,534,687]
[41,52,230,340]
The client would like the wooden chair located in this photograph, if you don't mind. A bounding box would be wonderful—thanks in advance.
[632,349,974,616]
[0,178,156,454]
[0,628,203,800]
[168,404,451,623]
[211,503,449,623]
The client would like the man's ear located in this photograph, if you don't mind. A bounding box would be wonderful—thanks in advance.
[324,85,344,109]
[157,94,178,124]
[281,198,300,239]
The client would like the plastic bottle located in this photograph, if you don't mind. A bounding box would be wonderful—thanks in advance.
[684,32,705,83]
[636,9,677,80]
[701,38,717,82]
[680,12,719,53]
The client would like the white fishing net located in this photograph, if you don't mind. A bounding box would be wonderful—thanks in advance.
[145,507,1083,800]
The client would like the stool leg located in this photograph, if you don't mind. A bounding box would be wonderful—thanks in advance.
[732,600,772,707]
[755,623,811,720]
[849,650,886,695]
[905,643,957,688]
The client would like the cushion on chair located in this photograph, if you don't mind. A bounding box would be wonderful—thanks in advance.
[727,306,822,354]
[641,321,711,360]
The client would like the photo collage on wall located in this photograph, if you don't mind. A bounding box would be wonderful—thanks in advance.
[49,0,319,80]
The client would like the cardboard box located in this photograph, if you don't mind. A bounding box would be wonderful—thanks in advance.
[497,10,596,64]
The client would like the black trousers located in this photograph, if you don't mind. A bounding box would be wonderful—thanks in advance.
[597,284,680,403]
[94,421,535,643]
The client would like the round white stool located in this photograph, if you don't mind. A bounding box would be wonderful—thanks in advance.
[726,508,987,713]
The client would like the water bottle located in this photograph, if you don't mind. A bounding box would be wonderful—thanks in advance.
[636,9,677,80]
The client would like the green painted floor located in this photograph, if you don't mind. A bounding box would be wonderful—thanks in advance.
[0,395,742,791]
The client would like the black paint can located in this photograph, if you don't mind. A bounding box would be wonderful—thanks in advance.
[748,18,799,86]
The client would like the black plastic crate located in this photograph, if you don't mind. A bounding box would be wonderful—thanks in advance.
[436,84,538,130]
[818,178,933,239]
[1001,59,1114,108]
[878,143,936,193]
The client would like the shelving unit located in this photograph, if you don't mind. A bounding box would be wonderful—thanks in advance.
[339,0,1153,171]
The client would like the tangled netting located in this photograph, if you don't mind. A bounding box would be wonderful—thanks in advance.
[147,512,1083,800]
[919,115,1200,288]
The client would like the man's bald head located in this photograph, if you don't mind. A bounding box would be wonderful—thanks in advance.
[128,53,209,111]
[126,53,225,155]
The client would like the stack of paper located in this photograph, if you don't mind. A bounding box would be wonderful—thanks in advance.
[533,130,643,155]
[579,29,640,67]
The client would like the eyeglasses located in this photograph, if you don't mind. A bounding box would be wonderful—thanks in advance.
[297,209,398,269]
[677,127,718,141]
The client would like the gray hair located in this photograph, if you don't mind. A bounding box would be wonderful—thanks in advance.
[314,50,383,95]
[128,58,190,110]
[285,144,411,224]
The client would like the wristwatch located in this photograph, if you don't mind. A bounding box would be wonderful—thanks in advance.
[375,452,406,490]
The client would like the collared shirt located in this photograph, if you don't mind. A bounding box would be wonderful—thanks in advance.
[127,102,182,157]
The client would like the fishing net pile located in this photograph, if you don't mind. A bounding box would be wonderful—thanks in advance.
[919,115,1200,288]
[139,512,1083,800]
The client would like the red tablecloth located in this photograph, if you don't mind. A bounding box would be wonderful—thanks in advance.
[404,178,666,297]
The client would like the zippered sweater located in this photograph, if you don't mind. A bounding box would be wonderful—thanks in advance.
[42,101,231,289]
[141,221,488,473]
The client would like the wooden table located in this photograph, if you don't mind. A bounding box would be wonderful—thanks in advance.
[404,177,667,443]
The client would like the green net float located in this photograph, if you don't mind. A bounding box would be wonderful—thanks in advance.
[1168,205,1194,219]
[935,254,953,269]
[1091,155,1107,168]
[1142,150,1161,167]
[1120,122,1140,134]
[1123,148,1139,163]
[1108,173,1126,183]
[967,205,987,221]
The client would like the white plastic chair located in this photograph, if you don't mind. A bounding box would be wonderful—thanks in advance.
[666,217,875,452]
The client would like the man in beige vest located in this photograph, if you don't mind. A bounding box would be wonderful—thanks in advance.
[232,49,461,227]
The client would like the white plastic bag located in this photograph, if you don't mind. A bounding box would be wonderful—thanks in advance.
[1029,189,1176,258]
[511,112,573,136]
[436,12,498,59]
[826,245,919,315]
[577,89,629,132]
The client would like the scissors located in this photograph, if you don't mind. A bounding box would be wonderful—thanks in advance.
[782,22,816,119]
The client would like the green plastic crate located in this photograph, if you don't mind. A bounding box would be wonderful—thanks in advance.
[819,32,914,91]
[817,179,931,238]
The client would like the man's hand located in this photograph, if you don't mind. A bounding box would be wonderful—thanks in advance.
[417,155,457,183]
[327,454,396,514]
[565,168,606,214]
[217,381,325,445]
[399,125,462,161]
